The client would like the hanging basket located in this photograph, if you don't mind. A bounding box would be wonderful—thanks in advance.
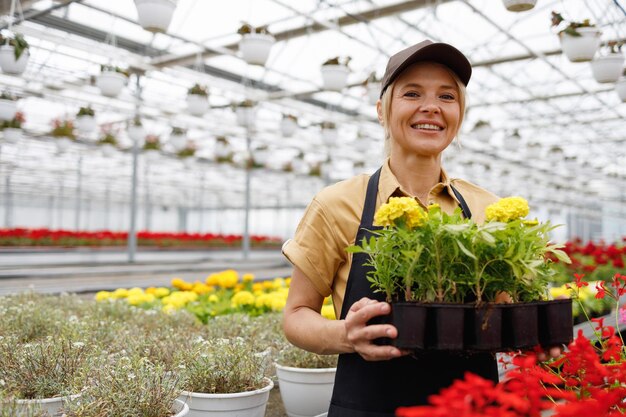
[321,127,338,146]
[169,133,187,151]
[75,115,97,133]
[187,94,208,116]
[55,137,73,154]
[134,0,177,33]
[96,71,127,97]
[0,45,29,75]
[280,118,297,137]
[100,143,117,157]
[235,107,256,128]
[2,128,22,143]
[502,0,537,12]
[321,64,349,91]
[127,125,145,142]
[366,82,380,105]
[590,54,625,83]
[239,33,275,66]
[0,98,17,121]
[559,27,602,63]
[616,77,626,103]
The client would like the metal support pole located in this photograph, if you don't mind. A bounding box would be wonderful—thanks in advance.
[3,174,12,228]
[57,179,64,229]
[104,185,111,229]
[74,154,83,230]
[242,133,251,259]
[46,195,54,227]
[143,163,151,230]
[127,74,142,263]
[198,172,205,232]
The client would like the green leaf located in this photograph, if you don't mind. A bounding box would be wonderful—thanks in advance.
[456,240,477,260]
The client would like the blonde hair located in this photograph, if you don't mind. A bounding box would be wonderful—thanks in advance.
[379,63,467,156]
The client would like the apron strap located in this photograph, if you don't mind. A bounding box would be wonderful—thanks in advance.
[450,184,472,219]
[360,167,382,228]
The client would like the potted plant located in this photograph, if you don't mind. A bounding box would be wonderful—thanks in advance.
[503,129,521,152]
[234,99,256,128]
[50,118,76,153]
[143,134,161,161]
[280,114,298,137]
[214,136,233,163]
[0,32,29,75]
[96,64,129,97]
[169,126,187,151]
[362,71,381,105]
[320,121,338,146]
[237,22,275,66]
[616,68,626,103]
[525,140,542,159]
[133,0,177,33]
[348,197,572,351]
[590,41,624,83]
[321,56,351,91]
[75,106,96,133]
[502,0,536,12]
[97,127,119,157]
[1,111,24,143]
[275,344,337,417]
[176,337,273,417]
[472,120,493,142]
[551,11,601,62]
[0,91,17,121]
[176,140,196,159]
[128,117,145,142]
[187,83,209,116]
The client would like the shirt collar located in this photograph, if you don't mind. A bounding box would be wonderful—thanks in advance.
[379,158,453,202]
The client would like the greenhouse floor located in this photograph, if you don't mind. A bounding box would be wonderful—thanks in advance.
[0,248,291,296]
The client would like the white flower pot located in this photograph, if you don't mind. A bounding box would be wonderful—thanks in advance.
[559,27,602,63]
[280,118,298,137]
[100,143,117,157]
[525,142,542,159]
[14,394,80,416]
[275,364,336,417]
[321,128,338,146]
[236,107,256,128]
[179,377,273,417]
[215,142,231,159]
[616,77,626,102]
[3,127,22,142]
[144,149,160,161]
[366,82,380,105]
[0,45,29,75]
[321,65,349,91]
[169,133,187,151]
[55,137,73,154]
[172,398,190,417]
[239,33,275,66]
[591,54,624,83]
[75,115,97,133]
[134,0,177,33]
[187,94,208,116]
[96,71,127,97]
[0,98,17,121]
[502,0,537,12]
[127,125,145,142]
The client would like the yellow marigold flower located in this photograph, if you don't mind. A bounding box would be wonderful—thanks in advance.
[231,291,255,308]
[154,287,170,298]
[255,293,270,308]
[321,304,336,320]
[192,282,211,295]
[205,273,219,286]
[285,278,291,287]
[374,197,427,229]
[112,288,129,299]
[145,287,157,295]
[252,283,264,292]
[485,196,529,222]
[262,280,274,290]
[217,269,239,289]
[549,286,569,299]
[171,278,191,290]
[272,278,286,289]
[427,203,440,212]
[95,291,111,301]
[270,295,287,312]
[127,294,144,306]
[162,304,176,314]
[234,283,244,292]
[242,273,255,283]
[128,287,144,296]
[208,294,219,303]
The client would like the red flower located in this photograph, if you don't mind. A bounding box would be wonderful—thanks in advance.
[574,273,588,288]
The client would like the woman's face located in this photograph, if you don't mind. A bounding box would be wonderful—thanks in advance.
[381,61,461,159]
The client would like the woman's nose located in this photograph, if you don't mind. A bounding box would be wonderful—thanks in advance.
[419,98,440,113]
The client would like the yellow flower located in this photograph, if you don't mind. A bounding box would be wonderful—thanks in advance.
[217,269,239,289]
[321,304,336,320]
[162,304,176,314]
[272,278,286,289]
[171,278,192,291]
[262,281,274,290]
[112,288,129,299]
[242,273,255,283]
[270,294,287,312]
[523,219,539,226]
[485,196,529,222]
[231,291,255,308]
[95,291,111,301]
[128,287,144,296]
[234,283,244,292]
[549,286,569,299]
[285,277,291,287]
[145,287,157,295]
[205,273,219,286]
[252,283,264,292]
[208,294,219,303]
[192,282,211,295]
[154,287,170,298]
[374,197,427,229]
[255,293,270,308]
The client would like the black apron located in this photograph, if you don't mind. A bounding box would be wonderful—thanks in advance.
[328,168,498,417]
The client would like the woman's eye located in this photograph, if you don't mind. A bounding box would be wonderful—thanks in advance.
[440,94,455,100]
[404,91,419,97]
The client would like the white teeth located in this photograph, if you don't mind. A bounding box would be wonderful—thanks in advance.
[413,123,442,131]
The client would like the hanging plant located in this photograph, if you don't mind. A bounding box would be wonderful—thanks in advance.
[127,116,145,142]
[590,41,624,84]
[75,106,97,133]
[362,72,381,105]
[551,11,601,62]
[143,134,161,151]
[616,68,626,103]
[50,119,76,140]
[187,83,209,116]
[214,136,233,163]
[176,140,197,159]
[502,0,536,12]
[1,111,25,143]
[321,56,351,91]
[0,91,17,121]
[133,0,177,33]
[280,114,298,137]
[237,22,275,66]
[321,121,338,146]
[96,65,129,98]
[234,99,256,128]
[0,32,30,75]
[169,126,187,150]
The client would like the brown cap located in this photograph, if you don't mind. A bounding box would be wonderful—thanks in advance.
[380,40,472,98]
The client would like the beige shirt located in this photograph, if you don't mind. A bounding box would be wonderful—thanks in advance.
[282,159,499,316]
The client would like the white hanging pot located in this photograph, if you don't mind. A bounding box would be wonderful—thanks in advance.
[75,115,97,133]
[322,128,338,146]
[100,143,116,157]
[169,133,187,151]
[127,125,145,142]
[55,137,73,154]
[0,45,29,75]
[525,142,542,159]
[2,128,22,143]
[143,149,160,161]
[275,364,335,417]
[178,377,273,417]
[187,94,208,116]
[96,71,127,97]
[235,107,256,128]
[0,98,17,121]
[214,142,231,159]
[239,33,275,66]
[321,64,349,91]
[134,0,177,33]
[366,82,380,105]
[280,118,298,137]
[502,0,537,12]
[559,27,602,63]
[590,54,625,83]
[616,77,626,102]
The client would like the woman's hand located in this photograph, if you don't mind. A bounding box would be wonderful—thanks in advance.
[344,297,407,361]
[537,345,564,362]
